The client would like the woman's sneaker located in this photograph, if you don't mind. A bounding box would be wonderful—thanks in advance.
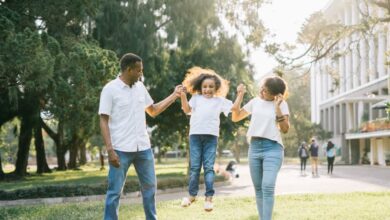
[181,197,195,207]
[204,199,213,212]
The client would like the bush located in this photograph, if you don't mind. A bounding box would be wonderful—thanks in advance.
[0,175,226,200]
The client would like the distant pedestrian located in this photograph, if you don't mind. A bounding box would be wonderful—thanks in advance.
[309,139,319,177]
[298,142,309,175]
[326,141,336,175]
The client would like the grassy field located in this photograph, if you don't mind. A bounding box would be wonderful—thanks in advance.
[1,192,389,220]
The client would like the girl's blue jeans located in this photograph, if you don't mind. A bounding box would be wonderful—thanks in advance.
[249,138,284,220]
[188,134,218,197]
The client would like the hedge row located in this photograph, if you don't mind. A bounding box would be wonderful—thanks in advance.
[0,176,226,201]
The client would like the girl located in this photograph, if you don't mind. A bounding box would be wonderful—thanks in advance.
[231,76,290,220]
[180,67,233,212]
[326,141,336,175]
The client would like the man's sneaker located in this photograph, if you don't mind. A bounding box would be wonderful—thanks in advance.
[181,197,195,207]
[204,200,213,212]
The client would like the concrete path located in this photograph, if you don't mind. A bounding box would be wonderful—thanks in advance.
[1,164,389,206]
[150,164,390,203]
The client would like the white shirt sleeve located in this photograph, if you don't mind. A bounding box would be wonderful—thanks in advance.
[98,85,113,115]
[141,83,154,108]
[221,98,233,117]
[280,100,289,115]
[242,98,254,114]
[188,95,197,110]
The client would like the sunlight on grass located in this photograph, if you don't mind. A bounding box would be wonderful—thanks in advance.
[1,192,389,220]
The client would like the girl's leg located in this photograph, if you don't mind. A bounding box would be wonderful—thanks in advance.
[261,142,283,220]
[189,135,202,197]
[202,135,218,197]
[303,158,307,171]
[300,158,303,171]
[327,157,331,174]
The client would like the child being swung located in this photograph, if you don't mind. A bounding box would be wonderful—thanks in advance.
[180,67,233,212]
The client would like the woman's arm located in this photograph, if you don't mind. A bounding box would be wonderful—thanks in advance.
[231,84,249,122]
[275,94,290,133]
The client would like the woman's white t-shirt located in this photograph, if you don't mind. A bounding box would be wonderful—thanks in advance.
[243,97,289,147]
[188,94,233,137]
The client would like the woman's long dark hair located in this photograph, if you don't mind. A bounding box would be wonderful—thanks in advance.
[326,141,334,151]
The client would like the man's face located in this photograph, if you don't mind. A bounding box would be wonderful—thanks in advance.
[126,61,143,82]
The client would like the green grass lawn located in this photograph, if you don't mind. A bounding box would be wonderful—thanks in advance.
[0,160,188,192]
[1,192,389,220]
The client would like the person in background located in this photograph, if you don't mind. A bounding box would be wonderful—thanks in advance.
[309,139,319,177]
[326,141,336,175]
[298,141,309,176]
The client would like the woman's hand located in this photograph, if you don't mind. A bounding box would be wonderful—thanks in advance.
[237,84,246,95]
[274,93,283,106]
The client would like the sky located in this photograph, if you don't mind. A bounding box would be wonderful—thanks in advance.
[251,0,330,79]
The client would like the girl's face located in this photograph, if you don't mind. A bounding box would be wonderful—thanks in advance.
[201,78,217,98]
[259,86,275,101]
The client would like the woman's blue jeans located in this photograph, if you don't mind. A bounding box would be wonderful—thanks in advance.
[249,138,283,220]
[188,134,218,197]
[104,149,157,220]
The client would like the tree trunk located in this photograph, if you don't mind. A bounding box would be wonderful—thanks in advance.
[41,119,67,170]
[68,140,78,169]
[0,153,4,180]
[99,148,105,170]
[34,120,51,174]
[79,142,87,165]
[14,116,34,176]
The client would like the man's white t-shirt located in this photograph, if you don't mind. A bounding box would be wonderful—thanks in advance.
[188,94,233,137]
[243,97,289,147]
[98,78,154,152]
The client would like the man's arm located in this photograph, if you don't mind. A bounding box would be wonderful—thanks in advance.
[100,114,120,168]
[145,85,182,118]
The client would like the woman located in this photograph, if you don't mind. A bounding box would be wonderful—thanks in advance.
[326,141,336,175]
[232,76,290,220]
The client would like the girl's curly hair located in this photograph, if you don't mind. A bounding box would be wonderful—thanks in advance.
[182,66,229,97]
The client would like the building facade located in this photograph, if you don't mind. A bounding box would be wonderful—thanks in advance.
[311,0,390,166]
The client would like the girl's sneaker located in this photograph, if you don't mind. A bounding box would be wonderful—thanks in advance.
[204,198,213,212]
[181,197,195,207]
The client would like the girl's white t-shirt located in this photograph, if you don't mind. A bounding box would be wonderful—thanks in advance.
[188,94,233,137]
[243,97,289,147]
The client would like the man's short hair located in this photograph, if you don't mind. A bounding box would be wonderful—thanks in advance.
[120,53,142,72]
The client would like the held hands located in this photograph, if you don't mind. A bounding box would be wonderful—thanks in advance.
[237,84,246,95]
[107,149,120,168]
[173,85,184,98]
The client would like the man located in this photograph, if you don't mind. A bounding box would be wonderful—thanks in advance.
[99,53,182,220]
[309,139,319,177]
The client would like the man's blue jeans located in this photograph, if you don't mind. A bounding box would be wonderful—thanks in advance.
[104,149,157,220]
[188,134,218,197]
[249,138,283,220]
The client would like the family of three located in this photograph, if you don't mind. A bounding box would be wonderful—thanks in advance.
[99,53,290,220]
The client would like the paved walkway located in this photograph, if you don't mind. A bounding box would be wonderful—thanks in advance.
[148,164,390,204]
[2,164,389,206]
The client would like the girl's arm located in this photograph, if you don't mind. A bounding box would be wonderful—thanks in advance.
[275,94,290,133]
[180,87,191,114]
[232,84,249,122]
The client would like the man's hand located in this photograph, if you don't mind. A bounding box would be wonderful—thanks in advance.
[173,85,183,98]
[107,149,120,168]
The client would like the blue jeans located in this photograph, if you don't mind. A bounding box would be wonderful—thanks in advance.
[188,134,218,197]
[104,149,157,220]
[249,138,283,220]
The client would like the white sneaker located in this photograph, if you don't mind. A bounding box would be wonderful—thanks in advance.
[181,197,195,207]
[204,200,213,212]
